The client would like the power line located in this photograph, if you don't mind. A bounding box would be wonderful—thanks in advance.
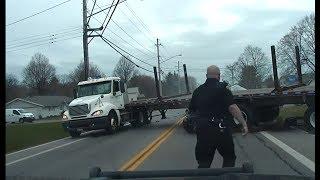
[101,0,120,36]
[124,1,154,38]
[100,34,154,67]
[89,0,127,17]
[87,0,97,24]
[118,7,154,44]
[89,1,156,56]
[99,34,153,73]
[89,15,153,59]
[6,26,81,43]
[6,0,72,27]
[7,28,82,47]
[111,19,156,56]
[6,35,81,52]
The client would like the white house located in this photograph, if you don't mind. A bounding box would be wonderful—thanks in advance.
[6,96,73,119]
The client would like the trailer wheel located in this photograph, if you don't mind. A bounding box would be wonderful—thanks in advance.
[304,106,315,132]
[258,106,280,123]
[131,111,145,128]
[143,110,151,124]
[106,111,119,134]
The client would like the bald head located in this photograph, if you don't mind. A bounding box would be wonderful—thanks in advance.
[206,65,220,80]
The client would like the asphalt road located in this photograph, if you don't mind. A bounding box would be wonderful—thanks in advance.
[6,109,315,179]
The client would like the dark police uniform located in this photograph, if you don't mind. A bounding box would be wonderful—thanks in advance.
[189,78,236,168]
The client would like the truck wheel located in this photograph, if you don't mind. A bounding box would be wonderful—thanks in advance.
[69,131,81,138]
[19,118,24,123]
[304,106,315,132]
[258,106,280,123]
[131,111,145,128]
[143,111,151,124]
[106,111,119,134]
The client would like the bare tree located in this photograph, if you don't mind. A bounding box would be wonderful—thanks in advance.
[238,65,263,89]
[68,61,103,85]
[237,45,271,81]
[179,76,198,93]
[22,53,56,95]
[128,75,156,98]
[222,62,240,86]
[113,56,139,83]
[276,14,315,76]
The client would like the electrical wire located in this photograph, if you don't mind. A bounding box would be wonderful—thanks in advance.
[87,0,97,24]
[6,0,72,27]
[6,26,81,43]
[6,35,81,52]
[118,7,154,44]
[100,34,154,67]
[7,28,82,48]
[99,34,153,73]
[89,15,152,59]
[124,1,155,38]
[111,19,156,56]
[89,0,127,17]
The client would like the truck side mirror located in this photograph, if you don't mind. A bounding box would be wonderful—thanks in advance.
[73,88,77,99]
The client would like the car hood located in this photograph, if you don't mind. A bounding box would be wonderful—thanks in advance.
[22,113,34,116]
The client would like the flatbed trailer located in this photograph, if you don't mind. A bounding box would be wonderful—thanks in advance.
[126,45,314,131]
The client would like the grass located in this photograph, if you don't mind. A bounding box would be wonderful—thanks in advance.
[6,122,69,154]
[274,104,308,128]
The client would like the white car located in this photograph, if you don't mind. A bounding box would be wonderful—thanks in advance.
[6,109,35,123]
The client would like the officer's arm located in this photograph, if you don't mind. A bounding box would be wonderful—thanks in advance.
[188,88,198,113]
[228,104,247,129]
[224,89,248,134]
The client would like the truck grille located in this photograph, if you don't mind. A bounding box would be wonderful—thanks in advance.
[69,104,90,116]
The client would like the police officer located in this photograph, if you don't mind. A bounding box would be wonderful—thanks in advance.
[188,65,248,168]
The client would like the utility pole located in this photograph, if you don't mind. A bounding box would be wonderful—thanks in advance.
[156,38,162,96]
[178,61,181,94]
[82,0,89,81]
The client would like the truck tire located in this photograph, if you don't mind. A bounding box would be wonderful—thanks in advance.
[106,111,119,134]
[69,131,81,138]
[19,118,24,123]
[304,106,315,132]
[131,111,145,128]
[143,110,151,124]
[258,106,280,123]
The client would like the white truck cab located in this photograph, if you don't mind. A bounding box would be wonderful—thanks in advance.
[62,77,143,137]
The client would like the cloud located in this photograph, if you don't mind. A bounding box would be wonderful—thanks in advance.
[6,0,314,85]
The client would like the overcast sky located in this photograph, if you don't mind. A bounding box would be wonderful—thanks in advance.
[6,0,314,84]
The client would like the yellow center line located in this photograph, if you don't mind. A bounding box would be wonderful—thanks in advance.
[119,116,185,171]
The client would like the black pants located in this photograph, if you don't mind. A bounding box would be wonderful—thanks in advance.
[195,122,236,168]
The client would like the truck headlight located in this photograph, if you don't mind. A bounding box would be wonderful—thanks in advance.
[62,114,68,119]
[91,110,103,116]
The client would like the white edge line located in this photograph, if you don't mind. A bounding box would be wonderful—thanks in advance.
[6,137,70,156]
[260,131,315,172]
[6,138,85,166]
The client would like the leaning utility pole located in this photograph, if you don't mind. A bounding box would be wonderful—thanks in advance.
[82,0,89,81]
[178,61,181,94]
[156,38,162,96]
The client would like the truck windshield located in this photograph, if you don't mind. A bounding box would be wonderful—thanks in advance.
[77,81,111,97]
[18,109,26,113]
